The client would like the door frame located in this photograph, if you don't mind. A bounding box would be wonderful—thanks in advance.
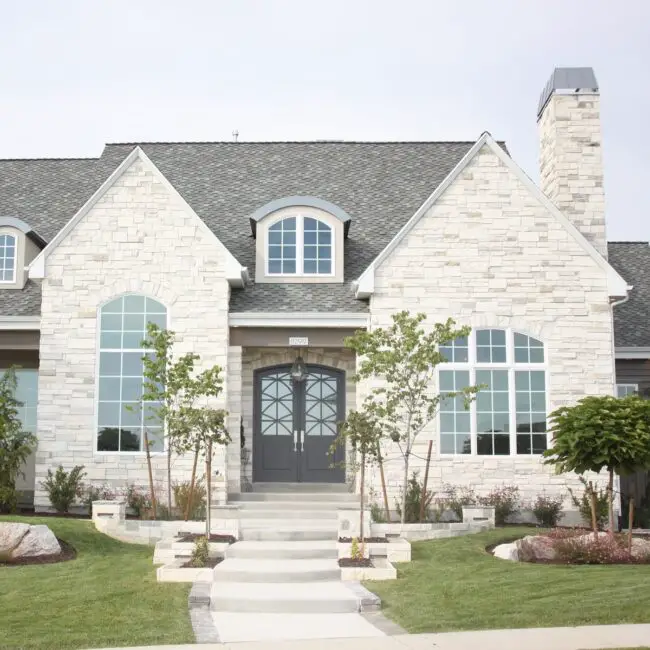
[252,363,346,483]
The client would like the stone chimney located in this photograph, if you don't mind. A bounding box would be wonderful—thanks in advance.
[538,67,607,257]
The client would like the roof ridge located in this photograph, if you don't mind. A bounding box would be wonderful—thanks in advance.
[104,140,489,146]
[609,240,649,244]
[0,156,98,162]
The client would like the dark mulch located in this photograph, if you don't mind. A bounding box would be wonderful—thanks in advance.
[13,508,139,520]
[338,557,374,568]
[0,538,77,567]
[180,557,223,569]
[338,536,388,543]
[177,533,236,544]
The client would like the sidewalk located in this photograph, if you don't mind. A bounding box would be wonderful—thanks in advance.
[93,623,650,650]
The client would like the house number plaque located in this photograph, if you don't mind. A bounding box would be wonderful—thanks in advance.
[289,337,309,347]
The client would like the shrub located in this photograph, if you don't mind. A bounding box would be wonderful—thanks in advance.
[124,483,151,518]
[82,483,115,516]
[553,533,638,565]
[42,465,86,513]
[441,484,478,521]
[479,485,520,525]
[350,537,363,561]
[370,502,386,523]
[189,536,209,568]
[568,476,608,530]
[395,472,434,523]
[532,493,565,527]
[173,479,206,520]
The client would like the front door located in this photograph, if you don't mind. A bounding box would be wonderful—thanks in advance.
[253,364,345,483]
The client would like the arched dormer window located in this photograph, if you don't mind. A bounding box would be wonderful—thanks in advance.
[267,215,333,276]
[0,234,17,283]
[251,197,350,284]
[96,295,167,454]
[439,329,548,456]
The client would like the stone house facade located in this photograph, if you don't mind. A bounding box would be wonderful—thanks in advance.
[0,66,646,517]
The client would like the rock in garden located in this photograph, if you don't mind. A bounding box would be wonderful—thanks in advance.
[10,525,61,558]
[0,522,30,555]
[516,535,558,561]
[629,537,650,560]
[493,542,519,561]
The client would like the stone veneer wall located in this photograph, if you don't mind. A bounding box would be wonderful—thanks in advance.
[238,347,356,489]
[539,91,606,257]
[364,143,616,511]
[35,157,231,509]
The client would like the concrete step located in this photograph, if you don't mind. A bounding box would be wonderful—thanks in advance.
[232,508,338,520]
[240,527,338,542]
[239,517,338,529]
[235,500,355,511]
[226,540,338,560]
[210,581,359,613]
[230,491,358,503]
[214,558,340,582]
[251,482,350,493]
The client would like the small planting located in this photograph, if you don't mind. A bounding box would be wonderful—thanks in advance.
[173,479,206,520]
[479,485,520,526]
[370,502,387,523]
[532,493,565,527]
[123,483,152,518]
[339,536,372,568]
[395,471,434,523]
[42,465,86,513]
[188,536,209,568]
[442,484,478,521]
[81,483,115,517]
[568,476,609,531]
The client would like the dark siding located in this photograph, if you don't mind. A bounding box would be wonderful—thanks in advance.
[615,359,650,397]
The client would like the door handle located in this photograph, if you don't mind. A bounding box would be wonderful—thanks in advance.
[293,430,298,452]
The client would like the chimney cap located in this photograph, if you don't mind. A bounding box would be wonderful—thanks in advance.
[537,67,598,117]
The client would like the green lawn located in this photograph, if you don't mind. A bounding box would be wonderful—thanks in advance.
[0,516,193,650]
[368,527,650,634]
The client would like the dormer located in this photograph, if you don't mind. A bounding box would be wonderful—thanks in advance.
[0,217,47,290]
[250,196,351,284]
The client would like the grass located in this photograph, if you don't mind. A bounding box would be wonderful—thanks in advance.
[367,527,650,634]
[0,516,193,650]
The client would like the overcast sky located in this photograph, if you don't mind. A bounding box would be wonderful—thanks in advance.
[1,1,648,241]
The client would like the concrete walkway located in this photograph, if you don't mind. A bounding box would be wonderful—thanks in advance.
[92,623,650,650]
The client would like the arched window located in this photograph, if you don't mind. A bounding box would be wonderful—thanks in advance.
[96,295,167,453]
[0,234,17,283]
[267,215,333,276]
[439,329,547,456]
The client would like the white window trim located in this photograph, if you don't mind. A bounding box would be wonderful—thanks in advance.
[616,383,638,398]
[0,233,17,284]
[94,293,169,457]
[437,328,550,457]
[265,213,335,278]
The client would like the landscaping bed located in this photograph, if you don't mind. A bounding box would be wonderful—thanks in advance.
[0,538,76,566]
[338,557,373,568]
[180,556,223,569]
[0,515,193,650]
[367,526,650,633]
[339,536,387,543]
[177,532,236,544]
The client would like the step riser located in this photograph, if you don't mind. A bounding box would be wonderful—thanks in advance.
[239,520,338,529]
[210,598,358,614]
[251,483,350,493]
[214,569,341,583]
[235,502,350,511]
[225,548,338,560]
[240,530,338,542]
[231,511,338,520]
[230,493,358,503]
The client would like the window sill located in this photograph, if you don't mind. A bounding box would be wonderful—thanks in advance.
[94,451,167,457]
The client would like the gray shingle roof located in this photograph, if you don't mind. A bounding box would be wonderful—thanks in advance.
[0,141,480,315]
[608,242,650,348]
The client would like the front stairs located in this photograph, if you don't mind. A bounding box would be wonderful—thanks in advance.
[207,483,384,643]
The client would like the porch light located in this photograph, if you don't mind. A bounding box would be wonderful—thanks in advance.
[290,354,307,383]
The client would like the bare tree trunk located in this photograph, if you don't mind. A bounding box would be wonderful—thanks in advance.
[376,442,390,523]
[628,497,635,553]
[360,450,365,558]
[607,468,615,538]
[589,484,598,541]
[419,440,433,523]
[144,430,157,520]
[167,445,172,516]
[400,450,410,525]
[184,444,200,521]
[205,440,213,539]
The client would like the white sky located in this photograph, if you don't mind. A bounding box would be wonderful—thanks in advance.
[1,0,648,241]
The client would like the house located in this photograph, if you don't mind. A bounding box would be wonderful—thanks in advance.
[0,67,646,517]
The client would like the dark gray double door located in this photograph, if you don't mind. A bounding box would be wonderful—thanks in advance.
[253,364,345,483]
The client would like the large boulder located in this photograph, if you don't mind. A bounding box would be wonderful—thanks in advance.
[493,542,519,561]
[630,536,650,560]
[515,535,558,562]
[9,525,61,559]
[0,522,30,556]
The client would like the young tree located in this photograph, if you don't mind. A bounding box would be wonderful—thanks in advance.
[544,394,650,536]
[336,410,384,556]
[345,311,479,524]
[139,323,229,520]
[0,368,36,513]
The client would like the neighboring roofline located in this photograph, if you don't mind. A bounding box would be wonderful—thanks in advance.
[355,132,630,300]
[0,216,47,247]
[615,347,650,359]
[0,316,40,331]
[249,196,352,238]
[229,312,369,328]
[27,147,248,288]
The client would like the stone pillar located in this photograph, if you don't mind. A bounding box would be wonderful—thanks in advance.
[226,345,243,496]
